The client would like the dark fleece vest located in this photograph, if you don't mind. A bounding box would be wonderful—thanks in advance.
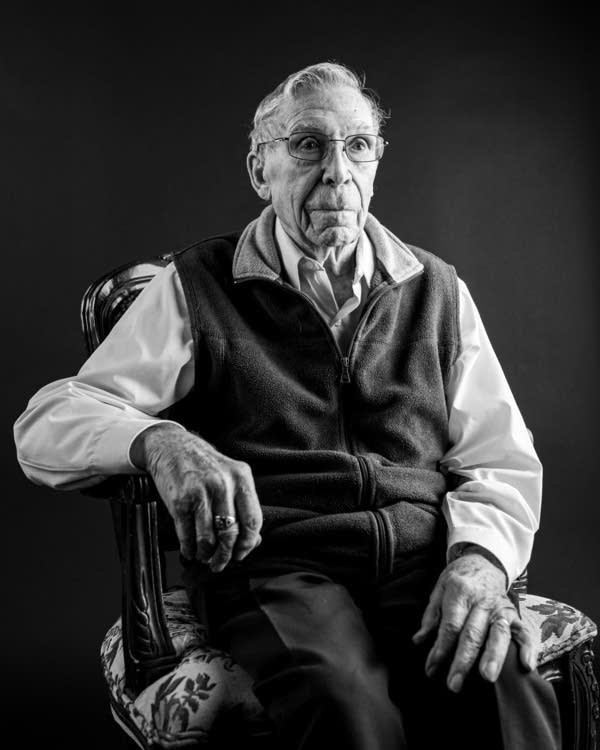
[171,207,460,578]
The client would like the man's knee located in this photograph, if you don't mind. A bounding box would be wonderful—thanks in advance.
[308,657,387,705]
[255,644,390,720]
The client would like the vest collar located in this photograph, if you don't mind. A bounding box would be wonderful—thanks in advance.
[232,204,423,284]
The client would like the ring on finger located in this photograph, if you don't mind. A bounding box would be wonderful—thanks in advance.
[214,514,237,532]
[490,615,512,629]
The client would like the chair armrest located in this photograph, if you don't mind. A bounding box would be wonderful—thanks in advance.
[110,475,180,695]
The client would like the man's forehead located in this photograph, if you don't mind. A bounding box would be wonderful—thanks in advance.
[278,85,376,133]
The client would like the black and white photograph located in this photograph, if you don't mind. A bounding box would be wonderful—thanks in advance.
[4,4,599,748]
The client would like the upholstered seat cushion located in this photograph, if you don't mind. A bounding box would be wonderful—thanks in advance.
[101,587,597,749]
[101,589,265,749]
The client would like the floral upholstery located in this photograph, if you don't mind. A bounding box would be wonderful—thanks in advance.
[101,587,597,749]
[521,595,597,666]
[101,588,265,749]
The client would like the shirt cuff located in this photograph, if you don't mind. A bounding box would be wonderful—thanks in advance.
[89,418,186,475]
[446,525,524,588]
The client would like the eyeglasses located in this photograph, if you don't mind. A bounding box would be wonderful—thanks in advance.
[257,131,388,163]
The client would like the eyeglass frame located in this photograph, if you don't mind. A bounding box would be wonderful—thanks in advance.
[256,131,389,163]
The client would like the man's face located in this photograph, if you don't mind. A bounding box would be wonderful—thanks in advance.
[248,85,379,257]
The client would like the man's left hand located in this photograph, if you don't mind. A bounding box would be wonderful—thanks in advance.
[412,553,538,692]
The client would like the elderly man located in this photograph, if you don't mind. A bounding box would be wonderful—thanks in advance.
[15,62,560,749]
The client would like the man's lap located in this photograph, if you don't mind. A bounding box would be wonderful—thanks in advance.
[182,560,560,749]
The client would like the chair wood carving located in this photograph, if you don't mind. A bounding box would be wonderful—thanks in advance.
[81,257,181,696]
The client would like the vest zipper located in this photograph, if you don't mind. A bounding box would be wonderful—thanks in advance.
[340,357,351,384]
[336,275,422,457]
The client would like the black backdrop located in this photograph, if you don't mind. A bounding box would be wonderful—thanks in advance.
[2,5,598,747]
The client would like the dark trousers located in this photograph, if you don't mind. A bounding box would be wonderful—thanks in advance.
[183,557,561,750]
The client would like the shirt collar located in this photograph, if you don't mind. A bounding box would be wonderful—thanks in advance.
[232,205,423,285]
[274,217,375,291]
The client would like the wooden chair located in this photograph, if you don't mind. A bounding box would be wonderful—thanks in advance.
[81,253,600,749]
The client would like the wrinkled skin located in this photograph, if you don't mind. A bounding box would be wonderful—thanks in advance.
[130,424,262,573]
[413,550,538,691]
[247,84,378,272]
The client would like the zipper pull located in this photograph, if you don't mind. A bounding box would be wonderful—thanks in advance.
[340,357,351,384]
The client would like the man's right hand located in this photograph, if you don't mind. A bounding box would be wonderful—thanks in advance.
[130,424,263,572]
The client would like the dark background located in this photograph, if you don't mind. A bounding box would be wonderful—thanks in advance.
[2,4,598,747]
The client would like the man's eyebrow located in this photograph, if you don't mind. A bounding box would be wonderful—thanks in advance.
[289,121,375,134]
[289,122,324,133]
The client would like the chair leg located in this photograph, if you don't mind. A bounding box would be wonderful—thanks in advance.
[109,697,150,750]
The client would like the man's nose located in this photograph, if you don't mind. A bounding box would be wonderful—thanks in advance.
[321,142,352,186]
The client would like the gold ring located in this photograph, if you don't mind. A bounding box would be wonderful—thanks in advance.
[490,615,511,629]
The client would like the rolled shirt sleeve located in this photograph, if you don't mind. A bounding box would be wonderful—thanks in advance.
[441,279,542,585]
[14,263,193,490]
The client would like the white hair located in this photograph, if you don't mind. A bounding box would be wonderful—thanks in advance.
[249,61,389,153]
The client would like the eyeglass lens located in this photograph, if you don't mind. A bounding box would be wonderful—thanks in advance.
[288,132,384,162]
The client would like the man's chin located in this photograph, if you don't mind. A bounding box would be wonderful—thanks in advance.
[309,225,359,249]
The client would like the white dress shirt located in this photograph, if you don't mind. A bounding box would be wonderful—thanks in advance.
[14,223,542,584]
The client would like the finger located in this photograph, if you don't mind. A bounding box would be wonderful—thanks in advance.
[173,506,196,560]
[413,581,444,644]
[209,522,240,573]
[425,588,470,678]
[511,618,539,672]
[446,605,490,693]
[204,473,238,573]
[233,528,262,561]
[479,607,519,682]
[194,488,215,562]
[232,470,263,562]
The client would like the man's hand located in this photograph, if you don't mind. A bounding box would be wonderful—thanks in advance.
[412,552,538,693]
[131,424,263,572]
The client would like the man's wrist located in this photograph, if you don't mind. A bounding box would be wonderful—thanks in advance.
[448,542,509,588]
[129,422,185,470]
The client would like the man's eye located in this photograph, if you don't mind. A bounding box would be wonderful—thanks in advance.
[295,136,322,153]
[347,136,372,153]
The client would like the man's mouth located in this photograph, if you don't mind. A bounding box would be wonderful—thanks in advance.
[307,206,356,213]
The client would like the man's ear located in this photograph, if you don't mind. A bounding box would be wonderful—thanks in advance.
[247,151,271,202]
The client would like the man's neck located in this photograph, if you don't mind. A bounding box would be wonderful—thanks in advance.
[324,253,356,308]
[318,243,358,276]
